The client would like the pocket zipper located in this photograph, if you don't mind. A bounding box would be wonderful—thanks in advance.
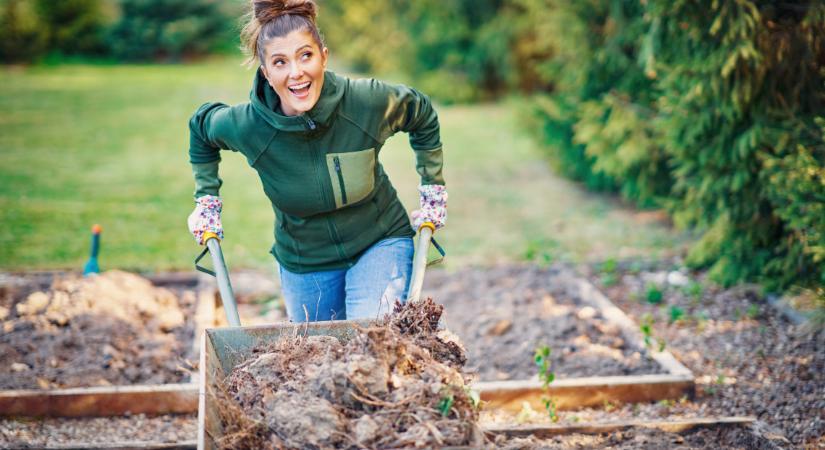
[333,156,348,205]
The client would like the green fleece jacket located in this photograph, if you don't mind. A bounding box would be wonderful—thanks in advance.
[188,69,444,273]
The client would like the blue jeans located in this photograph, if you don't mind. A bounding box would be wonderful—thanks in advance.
[279,237,414,322]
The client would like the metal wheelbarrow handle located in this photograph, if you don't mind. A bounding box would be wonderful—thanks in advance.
[406,222,444,303]
[194,232,242,327]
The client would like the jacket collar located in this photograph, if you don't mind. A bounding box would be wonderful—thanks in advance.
[250,68,344,132]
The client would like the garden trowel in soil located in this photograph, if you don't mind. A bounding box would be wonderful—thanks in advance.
[194,232,241,327]
[83,224,102,276]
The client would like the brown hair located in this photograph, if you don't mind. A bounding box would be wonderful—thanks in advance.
[240,0,324,67]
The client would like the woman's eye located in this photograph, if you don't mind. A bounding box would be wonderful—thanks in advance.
[301,52,312,60]
[273,59,285,67]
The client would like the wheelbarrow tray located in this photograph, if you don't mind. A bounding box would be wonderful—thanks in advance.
[198,319,370,449]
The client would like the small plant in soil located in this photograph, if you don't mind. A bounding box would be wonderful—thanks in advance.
[668,305,685,324]
[645,283,664,304]
[438,392,455,417]
[599,258,619,286]
[682,280,704,304]
[746,303,760,320]
[523,238,557,266]
[534,345,558,422]
[640,313,667,352]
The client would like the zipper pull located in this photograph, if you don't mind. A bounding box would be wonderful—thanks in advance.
[334,156,341,172]
[305,116,316,130]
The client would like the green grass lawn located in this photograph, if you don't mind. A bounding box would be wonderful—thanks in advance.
[0,59,689,271]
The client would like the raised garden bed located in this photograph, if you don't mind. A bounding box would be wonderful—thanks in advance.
[0,271,214,417]
[422,264,693,412]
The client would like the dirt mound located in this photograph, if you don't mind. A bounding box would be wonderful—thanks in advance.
[214,298,482,449]
[0,271,194,389]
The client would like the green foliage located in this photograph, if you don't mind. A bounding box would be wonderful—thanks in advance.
[34,0,110,56]
[645,283,663,304]
[105,0,242,61]
[0,0,241,63]
[668,305,684,324]
[649,1,825,291]
[0,0,49,62]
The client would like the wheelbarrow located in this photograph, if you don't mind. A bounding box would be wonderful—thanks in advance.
[195,225,443,449]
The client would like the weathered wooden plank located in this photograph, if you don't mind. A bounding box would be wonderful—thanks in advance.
[190,288,217,381]
[574,278,693,377]
[7,442,198,450]
[484,416,756,438]
[0,384,197,418]
[476,373,695,412]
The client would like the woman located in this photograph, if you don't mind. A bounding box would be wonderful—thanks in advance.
[187,0,447,322]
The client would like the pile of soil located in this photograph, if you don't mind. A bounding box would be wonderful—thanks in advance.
[0,270,195,389]
[214,298,482,449]
[422,265,663,381]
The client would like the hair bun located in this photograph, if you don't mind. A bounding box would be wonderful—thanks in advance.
[253,0,317,24]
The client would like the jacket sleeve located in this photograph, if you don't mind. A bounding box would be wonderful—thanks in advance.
[378,83,445,186]
[188,102,242,198]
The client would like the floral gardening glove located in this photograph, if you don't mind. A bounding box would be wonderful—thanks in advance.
[411,184,447,230]
[187,195,224,245]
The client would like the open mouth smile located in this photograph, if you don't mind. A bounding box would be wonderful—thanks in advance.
[287,81,312,98]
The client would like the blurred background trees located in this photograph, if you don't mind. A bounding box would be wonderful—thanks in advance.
[2,0,822,291]
[0,0,241,62]
[322,0,824,291]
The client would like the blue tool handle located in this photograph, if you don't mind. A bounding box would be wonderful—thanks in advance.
[83,224,102,276]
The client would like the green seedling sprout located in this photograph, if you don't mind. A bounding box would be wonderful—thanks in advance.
[438,393,454,417]
[534,345,559,422]
[645,283,664,304]
[668,305,685,324]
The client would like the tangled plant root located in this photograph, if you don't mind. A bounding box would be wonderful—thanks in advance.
[213,298,481,449]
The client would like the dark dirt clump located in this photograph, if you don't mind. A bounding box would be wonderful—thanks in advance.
[214,298,482,450]
[0,271,196,389]
[422,265,663,381]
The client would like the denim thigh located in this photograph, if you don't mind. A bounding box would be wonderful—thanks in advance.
[278,266,346,322]
[344,237,414,320]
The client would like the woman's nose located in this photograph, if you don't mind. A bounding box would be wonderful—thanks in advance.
[289,62,303,79]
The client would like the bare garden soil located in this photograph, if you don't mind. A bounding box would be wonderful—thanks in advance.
[421,264,664,381]
[0,270,198,389]
[1,263,819,448]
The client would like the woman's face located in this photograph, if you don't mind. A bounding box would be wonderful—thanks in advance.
[261,29,328,117]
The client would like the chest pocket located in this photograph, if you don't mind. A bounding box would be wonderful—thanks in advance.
[325,148,376,209]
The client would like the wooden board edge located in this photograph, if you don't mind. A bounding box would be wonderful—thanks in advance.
[484,416,757,438]
[574,278,694,377]
[476,373,695,412]
[0,383,198,418]
[9,441,198,450]
[190,288,217,382]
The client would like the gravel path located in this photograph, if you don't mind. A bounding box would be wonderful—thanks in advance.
[0,414,196,448]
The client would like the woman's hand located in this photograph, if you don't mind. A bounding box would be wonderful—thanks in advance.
[411,184,447,230]
[188,195,224,244]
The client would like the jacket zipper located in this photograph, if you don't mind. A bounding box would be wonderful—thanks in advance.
[333,156,348,205]
[304,115,316,130]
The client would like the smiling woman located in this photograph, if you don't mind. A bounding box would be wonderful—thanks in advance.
[186,0,448,323]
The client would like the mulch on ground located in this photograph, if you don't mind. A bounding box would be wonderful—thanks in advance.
[212,298,480,449]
